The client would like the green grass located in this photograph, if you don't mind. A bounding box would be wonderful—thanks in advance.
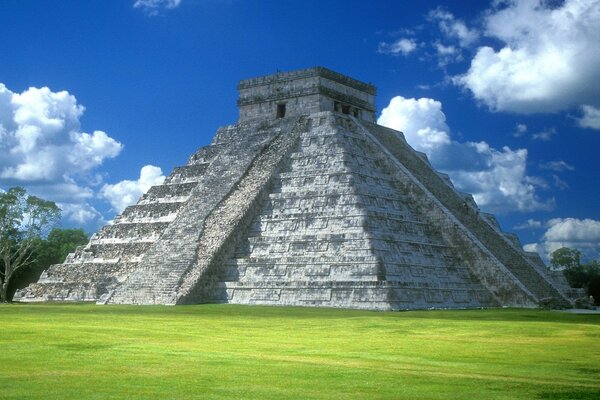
[1,304,599,399]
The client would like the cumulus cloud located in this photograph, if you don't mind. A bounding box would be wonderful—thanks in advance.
[525,218,600,260]
[378,38,418,56]
[134,0,181,16]
[0,85,122,181]
[100,165,165,213]
[378,95,552,213]
[544,218,600,251]
[577,105,600,130]
[378,96,450,151]
[0,82,123,225]
[455,0,600,113]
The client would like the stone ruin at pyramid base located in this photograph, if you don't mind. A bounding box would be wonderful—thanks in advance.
[16,67,583,310]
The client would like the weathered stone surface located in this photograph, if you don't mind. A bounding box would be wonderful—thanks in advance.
[16,67,575,309]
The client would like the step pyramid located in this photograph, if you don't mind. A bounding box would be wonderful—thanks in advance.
[16,67,578,310]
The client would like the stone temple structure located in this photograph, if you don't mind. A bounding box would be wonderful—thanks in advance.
[17,67,578,310]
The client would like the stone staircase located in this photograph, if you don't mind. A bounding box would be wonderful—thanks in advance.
[106,117,307,304]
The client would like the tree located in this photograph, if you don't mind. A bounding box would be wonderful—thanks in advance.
[7,228,89,297]
[0,187,60,302]
[36,228,88,267]
[581,260,600,303]
[550,247,600,305]
[550,247,581,271]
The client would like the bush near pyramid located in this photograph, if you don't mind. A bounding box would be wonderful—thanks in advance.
[16,67,580,309]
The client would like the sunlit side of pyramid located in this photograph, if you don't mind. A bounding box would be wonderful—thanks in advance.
[17,67,578,309]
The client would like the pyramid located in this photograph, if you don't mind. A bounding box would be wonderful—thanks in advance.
[17,67,578,310]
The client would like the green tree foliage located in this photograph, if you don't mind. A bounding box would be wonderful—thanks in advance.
[35,228,89,268]
[8,228,90,298]
[550,247,581,271]
[550,247,600,305]
[577,260,600,304]
[0,187,61,302]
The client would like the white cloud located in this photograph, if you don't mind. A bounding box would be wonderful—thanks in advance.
[532,127,557,141]
[378,96,450,152]
[59,203,104,225]
[514,219,543,230]
[545,218,600,249]
[455,0,600,113]
[424,8,477,67]
[100,165,165,212]
[513,123,527,137]
[525,218,600,260]
[538,161,573,190]
[434,43,459,56]
[378,95,552,213]
[446,144,552,212]
[0,82,123,225]
[0,85,122,181]
[433,42,463,66]
[428,7,479,48]
[577,105,600,130]
[134,0,181,15]
[539,160,574,172]
[523,242,543,254]
[378,38,418,56]
[551,174,569,190]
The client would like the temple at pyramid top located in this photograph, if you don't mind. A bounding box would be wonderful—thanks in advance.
[237,67,377,122]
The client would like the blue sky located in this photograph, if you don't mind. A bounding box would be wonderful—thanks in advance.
[1,0,599,261]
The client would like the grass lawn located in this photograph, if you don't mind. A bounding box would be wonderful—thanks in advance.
[1,304,599,399]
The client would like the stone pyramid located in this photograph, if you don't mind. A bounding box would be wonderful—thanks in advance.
[17,67,578,310]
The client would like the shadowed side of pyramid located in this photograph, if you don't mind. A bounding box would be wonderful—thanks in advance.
[16,67,579,309]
